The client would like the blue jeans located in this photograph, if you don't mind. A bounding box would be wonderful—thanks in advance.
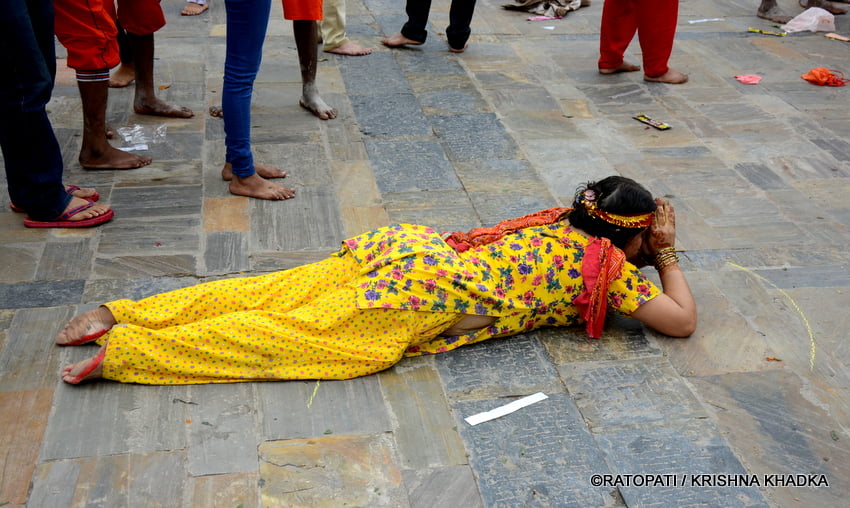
[0,0,71,219]
[400,0,477,51]
[223,0,272,178]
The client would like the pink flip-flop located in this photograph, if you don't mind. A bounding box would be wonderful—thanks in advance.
[10,185,101,213]
[23,201,114,228]
[64,348,107,385]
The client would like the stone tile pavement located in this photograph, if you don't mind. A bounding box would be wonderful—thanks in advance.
[1,0,849,506]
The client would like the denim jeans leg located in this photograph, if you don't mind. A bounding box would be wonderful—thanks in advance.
[222,0,272,178]
[0,0,70,219]
[446,0,477,50]
[400,0,433,43]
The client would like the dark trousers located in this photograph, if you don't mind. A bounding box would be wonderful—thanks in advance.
[0,0,70,219]
[400,0,477,51]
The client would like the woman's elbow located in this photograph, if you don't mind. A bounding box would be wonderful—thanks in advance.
[665,312,697,338]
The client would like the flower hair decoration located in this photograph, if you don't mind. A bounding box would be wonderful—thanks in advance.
[577,188,653,228]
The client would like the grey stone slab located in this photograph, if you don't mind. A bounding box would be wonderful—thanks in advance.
[0,243,40,283]
[365,140,462,193]
[396,51,467,76]
[42,381,190,459]
[108,184,202,218]
[429,113,521,161]
[187,383,259,475]
[752,265,850,289]
[593,419,770,508]
[539,314,662,365]
[417,84,491,116]
[35,238,94,281]
[29,459,78,508]
[403,466,484,508]
[811,138,850,162]
[0,280,85,309]
[689,370,850,508]
[258,376,391,440]
[250,250,337,272]
[350,93,431,138]
[92,254,198,279]
[97,217,201,255]
[83,276,200,304]
[380,359,467,468]
[454,393,617,508]
[339,51,412,95]
[382,190,478,233]
[250,186,344,252]
[735,162,788,190]
[0,307,70,391]
[204,231,249,275]
[557,357,708,428]
[436,333,562,400]
[467,190,559,225]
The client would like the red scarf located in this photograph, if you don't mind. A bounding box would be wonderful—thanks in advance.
[443,207,624,338]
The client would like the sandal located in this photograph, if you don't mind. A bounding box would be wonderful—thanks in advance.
[23,201,114,228]
[62,348,107,385]
[10,185,101,213]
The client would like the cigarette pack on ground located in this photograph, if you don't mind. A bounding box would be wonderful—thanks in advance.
[633,114,671,130]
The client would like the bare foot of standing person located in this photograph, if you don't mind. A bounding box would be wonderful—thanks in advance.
[599,61,641,74]
[182,1,209,16]
[109,62,135,88]
[800,0,847,15]
[300,86,338,120]
[644,69,688,84]
[229,173,296,200]
[221,162,287,180]
[327,40,372,56]
[757,0,793,23]
[380,33,423,48]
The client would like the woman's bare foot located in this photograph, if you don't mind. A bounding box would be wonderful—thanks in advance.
[181,2,209,15]
[134,97,194,118]
[599,61,641,74]
[62,346,107,384]
[80,144,152,170]
[109,63,135,88]
[381,33,424,48]
[299,87,338,120]
[221,162,287,180]
[327,40,372,56]
[56,306,117,346]
[229,173,296,200]
[644,69,689,84]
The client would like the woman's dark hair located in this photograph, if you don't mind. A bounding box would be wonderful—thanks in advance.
[567,176,656,249]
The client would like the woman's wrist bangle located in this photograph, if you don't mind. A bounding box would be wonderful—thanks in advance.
[654,247,679,271]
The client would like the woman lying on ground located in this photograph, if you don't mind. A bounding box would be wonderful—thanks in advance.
[58,176,696,385]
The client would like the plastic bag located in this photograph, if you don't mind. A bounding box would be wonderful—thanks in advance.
[781,7,835,33]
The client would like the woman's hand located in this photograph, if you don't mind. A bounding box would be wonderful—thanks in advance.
[644,197,676,255]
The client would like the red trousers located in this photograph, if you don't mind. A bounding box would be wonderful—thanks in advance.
[598,0,679,78]
[54,0,166,72]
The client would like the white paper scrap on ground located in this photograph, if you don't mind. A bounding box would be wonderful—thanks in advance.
[465,392,548,426]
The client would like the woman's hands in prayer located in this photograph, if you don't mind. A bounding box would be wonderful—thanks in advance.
[642,197,676,258]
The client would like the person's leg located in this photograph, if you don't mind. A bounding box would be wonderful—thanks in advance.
[53,0,152,169]
[117,0,194,117]
[757,0,793,23]
[62,289,461,385]
[597,0,640,73]
[56,254,360,345]
[319,0,371,55]
[108,22,135,87]
[223,0,295,199]
[381,0,432,47]
[445,0,477,52]
[638,0,687,83]
[294,20,338,120]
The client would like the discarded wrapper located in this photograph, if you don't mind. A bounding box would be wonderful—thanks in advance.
[633,114,671,130]
[825,32,850,42]
[465,392,548,426]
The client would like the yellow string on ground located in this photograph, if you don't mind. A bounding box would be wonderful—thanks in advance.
[307,380,321,408]
[726,262,816,370]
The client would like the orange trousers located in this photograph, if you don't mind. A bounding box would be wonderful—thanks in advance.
[598,0,679,78]
[53,0,166,71]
